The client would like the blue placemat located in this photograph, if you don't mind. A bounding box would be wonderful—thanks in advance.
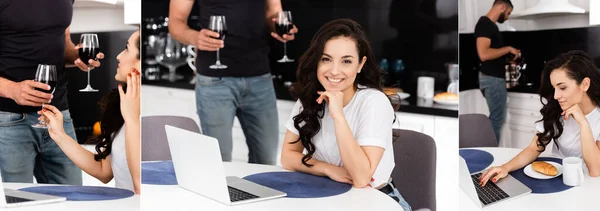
[18,186,134,201]
[142,161,177,185]
[509,157,573,194]
[242,171,352,198]
[459,149,494,173]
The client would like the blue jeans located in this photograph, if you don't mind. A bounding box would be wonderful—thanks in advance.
[195,73,279,165]
[0,110,82,185]
[382,180,412,211]
[479,73,507,142]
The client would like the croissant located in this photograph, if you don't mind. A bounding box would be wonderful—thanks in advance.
[532,161,558,176]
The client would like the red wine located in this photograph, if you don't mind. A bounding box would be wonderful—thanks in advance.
[79,47,100,65]
[35,81,57,94]
[211,30,227,40]
[276,24,292,37]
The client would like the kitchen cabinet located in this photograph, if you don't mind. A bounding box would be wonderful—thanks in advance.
[501,92,544,148]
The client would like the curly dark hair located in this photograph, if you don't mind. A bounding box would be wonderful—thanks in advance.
[87,30,140,161]
[289,19,384,167]
[536,50,600,152]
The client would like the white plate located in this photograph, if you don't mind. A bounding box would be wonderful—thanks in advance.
[434,99,459,105]
[397,92,410,100]
[524,162,563,179]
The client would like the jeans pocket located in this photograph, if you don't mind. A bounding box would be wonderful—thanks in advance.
[0,111,26,127]
[196,74,224,86]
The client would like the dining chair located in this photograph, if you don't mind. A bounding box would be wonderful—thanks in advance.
[459,114,498,148]
[392,129,437,211]
[141,115,200,161]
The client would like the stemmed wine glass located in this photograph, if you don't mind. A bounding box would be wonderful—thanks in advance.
[276,11,294,63]
[79,34,100,92]
[31,64,57,129]
[209,15,228,69]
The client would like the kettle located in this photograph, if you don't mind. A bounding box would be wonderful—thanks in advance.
[505,52,527,88]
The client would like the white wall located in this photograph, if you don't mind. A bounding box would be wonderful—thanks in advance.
[462,0,595,33]
[71,7,138,33]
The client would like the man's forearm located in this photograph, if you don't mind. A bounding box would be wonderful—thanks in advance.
[169,19,197,46]
[0,77,16,98]
[480,47,510,61]
[64,40,78,67]
[265,0,282,32]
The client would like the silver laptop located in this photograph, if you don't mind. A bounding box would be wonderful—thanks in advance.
[165,125,287,206]
[459,157,531,209]
[0,175,66,208]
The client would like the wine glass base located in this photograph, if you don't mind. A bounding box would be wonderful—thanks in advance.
[31,123,50,129]
[161,74,185,82]
[209,64,228,69]
[79,85,99,92]
[277,56,294,63]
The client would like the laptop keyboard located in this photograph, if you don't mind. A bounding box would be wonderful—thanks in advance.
[5,195,32,204]
[471,173,510,205]
[228,186,259,202]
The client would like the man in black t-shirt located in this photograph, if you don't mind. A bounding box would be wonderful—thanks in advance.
[0,0,104,185]
[474,0,519,142]
[169,0,298,165]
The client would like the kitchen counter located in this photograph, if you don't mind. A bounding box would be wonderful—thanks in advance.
[507,84,539,94]
[142,74,458,118]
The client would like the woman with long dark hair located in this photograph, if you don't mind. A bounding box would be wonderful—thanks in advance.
[280,19,410,210]
[480,50,600,186]
[39,31,141,194]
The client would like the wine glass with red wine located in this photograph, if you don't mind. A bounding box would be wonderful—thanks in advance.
[31,64,57,129]
[276,11,294,63]
[209,15,228,69]
[79,33,100,92]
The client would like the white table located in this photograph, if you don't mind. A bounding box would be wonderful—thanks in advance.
[142,162,403,211]
[1,183,139,211]
[460,147,600,211]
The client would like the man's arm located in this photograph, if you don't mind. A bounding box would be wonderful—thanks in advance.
[265,0,282,32]
[64,26,79,67]
[168,0,197,46]
[64,27,104,71]
[476,37,517,62]
[265,0,297,43]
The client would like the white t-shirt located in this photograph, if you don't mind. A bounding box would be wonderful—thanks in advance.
[285,88,395,187]
[535,106,600,158]
[110,126,135,192]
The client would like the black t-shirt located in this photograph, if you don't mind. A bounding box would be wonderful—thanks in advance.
[0,0,73,113]
[195,0,270,77]
[474,16,505,78]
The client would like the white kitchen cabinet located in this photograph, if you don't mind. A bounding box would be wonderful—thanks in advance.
[394,112,436,137]
[503,92,544,148]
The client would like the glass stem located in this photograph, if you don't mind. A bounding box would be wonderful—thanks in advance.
[87,66,91,86]
[283,42,287,57]
[216,49,221,64]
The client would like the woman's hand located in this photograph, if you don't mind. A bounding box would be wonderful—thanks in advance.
[118,69,141,123]
[324,165,353,185]
[562,104,588,126]
[39,104,67,142]
[316,91,344,119]
[479,166,510,186]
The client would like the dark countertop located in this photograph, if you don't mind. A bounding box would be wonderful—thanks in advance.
[142,72,458,118]
[507,84,539,94]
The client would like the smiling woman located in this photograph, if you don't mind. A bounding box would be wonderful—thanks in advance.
[280,19,411,211]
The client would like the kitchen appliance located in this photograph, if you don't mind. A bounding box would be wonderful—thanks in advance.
[505,52,527,89]
[417,76,435,99]
[187,45,197,84]
[155,34,190,82]
[447,63,459,94]
[143,17,168,81]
